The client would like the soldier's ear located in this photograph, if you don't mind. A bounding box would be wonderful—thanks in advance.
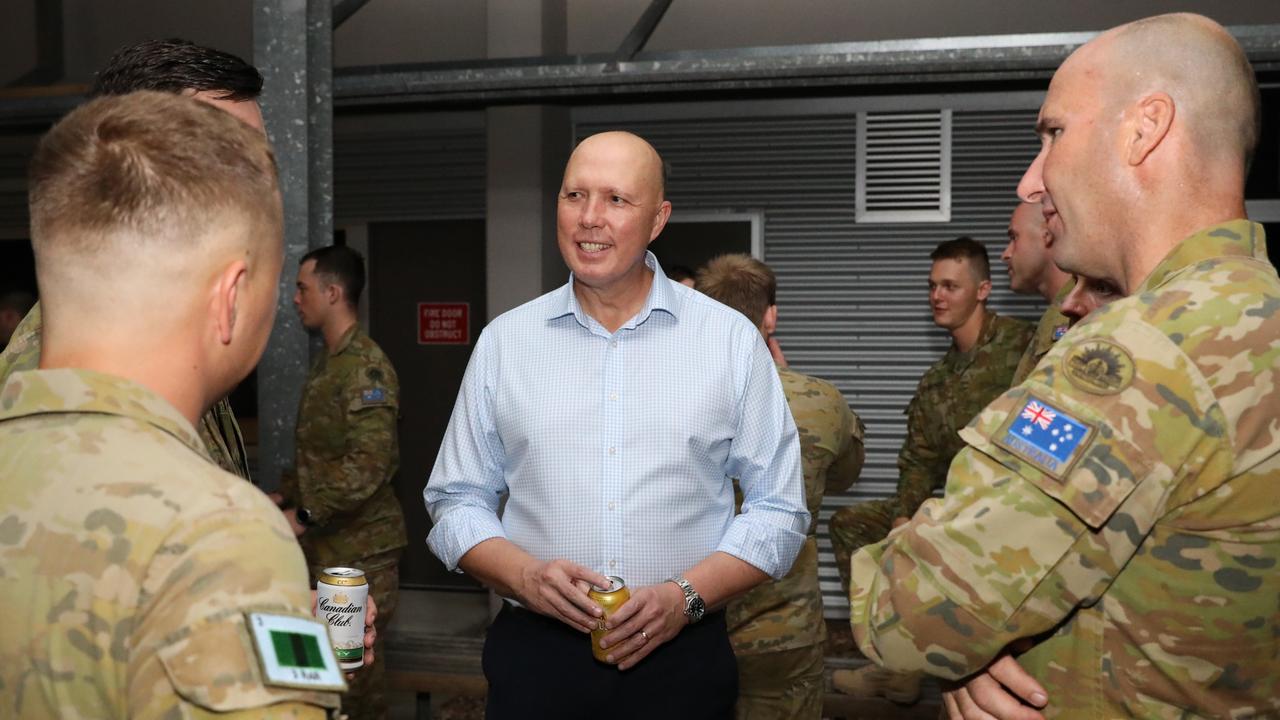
[762,305,778,335]
[977,278,992,302]
[214,260,249,345]
[1127,92,1174,166]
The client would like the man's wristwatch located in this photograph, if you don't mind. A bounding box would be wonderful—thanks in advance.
[666,576,706,624]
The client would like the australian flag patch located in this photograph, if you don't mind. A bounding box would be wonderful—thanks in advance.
[995,395,1093,479]
[1052,324,1069,341]
[361,388,386,405]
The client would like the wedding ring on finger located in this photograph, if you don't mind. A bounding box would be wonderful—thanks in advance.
[640,630,649,643]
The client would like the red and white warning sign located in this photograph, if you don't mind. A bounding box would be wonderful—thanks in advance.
[418,302,470,345]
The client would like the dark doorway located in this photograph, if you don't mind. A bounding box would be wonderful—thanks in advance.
[649,216,758,277]
[369,219,486,590]
[0,239,36,296]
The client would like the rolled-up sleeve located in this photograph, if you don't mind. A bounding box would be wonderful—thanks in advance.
[718,333,809,579]
[423,331,508,571]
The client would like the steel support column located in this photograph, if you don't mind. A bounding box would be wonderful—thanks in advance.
[253,0,334,489]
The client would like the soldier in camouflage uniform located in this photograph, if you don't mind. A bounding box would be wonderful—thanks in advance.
[277,245,406,720]
[1001,201,1073,387]
[1,92,342,718]
[829,237,1031,701]
[0,38,262,482]
[697,254,866,719]
[852,15,1280,719]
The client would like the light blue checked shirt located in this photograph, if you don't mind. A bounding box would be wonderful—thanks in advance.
[424,253,808,587]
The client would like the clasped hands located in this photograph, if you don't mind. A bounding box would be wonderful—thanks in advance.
[515,558,687,670]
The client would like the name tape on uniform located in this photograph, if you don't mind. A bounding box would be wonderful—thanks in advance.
[995,395,1095,480]
[246,612,347,692]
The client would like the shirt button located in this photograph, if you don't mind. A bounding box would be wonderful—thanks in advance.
[608,447,616,455]
[610,340,618,348]
[609,392,618,401]
[608,502,616,510]
[609,559,616,568]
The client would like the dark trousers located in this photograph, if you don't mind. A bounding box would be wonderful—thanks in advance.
[483,603,738,720]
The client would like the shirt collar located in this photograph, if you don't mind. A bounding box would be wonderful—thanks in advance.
[947,310,998,373]
[547,251,683,329]
[330,322,361,356]
[1136,219,1267,294]
[0,367,209,461]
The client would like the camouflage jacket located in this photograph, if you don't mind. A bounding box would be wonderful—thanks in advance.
[1010,279,1074,387]
[894,312,1033,517]
[282,323,406,569]
[849,221,1280,718]
[0,368,340,719]
[727,365,865,655]
[0,301,253,481]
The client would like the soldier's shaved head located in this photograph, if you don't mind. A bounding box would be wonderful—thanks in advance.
[1090,13,1259,171]
[1018,13,1255,294]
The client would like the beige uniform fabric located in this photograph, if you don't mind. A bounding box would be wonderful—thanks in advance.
[0,367,340,718]
[728,365,865,719]
[0,302,254,481]
[1010,279,1074,387]
[849,221,1280,718]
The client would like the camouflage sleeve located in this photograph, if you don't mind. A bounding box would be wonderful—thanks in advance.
[0,302,42,383]
[894,391,939,519]
[826,410,865,495]
[130,486,340,717]
[849,317,1220,679]
[298,390,398,529]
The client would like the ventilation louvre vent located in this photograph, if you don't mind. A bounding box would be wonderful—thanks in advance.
[856,110,952,223]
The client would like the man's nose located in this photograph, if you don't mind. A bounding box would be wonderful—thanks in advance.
[1018,149,1046,203]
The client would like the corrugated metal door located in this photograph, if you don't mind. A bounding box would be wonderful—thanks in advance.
[334,112,485,223]
[577,94,1046,616]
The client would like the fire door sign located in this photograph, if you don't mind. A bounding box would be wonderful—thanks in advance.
[418,302,470,345]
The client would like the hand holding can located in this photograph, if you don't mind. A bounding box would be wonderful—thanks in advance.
[588,576,631,663]
[317,567,369,670]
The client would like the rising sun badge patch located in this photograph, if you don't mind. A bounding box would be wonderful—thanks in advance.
[994,395,1095,480]
[1063,339,1135,395]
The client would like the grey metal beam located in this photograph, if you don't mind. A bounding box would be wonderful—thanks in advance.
[4,24,1280,125]
[333,0,374,30]
[7,0,64,87]
[253,0,334,490]
[615,0,673,61]
[332,25,1280,107]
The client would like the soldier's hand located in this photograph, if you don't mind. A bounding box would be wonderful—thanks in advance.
[514,558,610,634]
[599,581,686,670]
[281,507,307,536]
[891,516,911,529]
[942,652,1047,720]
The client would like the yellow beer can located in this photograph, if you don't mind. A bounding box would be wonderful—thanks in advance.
[587,576,631,663]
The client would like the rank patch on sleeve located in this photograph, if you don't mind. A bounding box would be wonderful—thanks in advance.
[994,395,1094,480]
[361,388,386,405]
[246,612,346,692]
[1052,324,1069,341]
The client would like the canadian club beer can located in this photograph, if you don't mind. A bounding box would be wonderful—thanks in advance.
[317,567,368,670]
[587,576,631,663]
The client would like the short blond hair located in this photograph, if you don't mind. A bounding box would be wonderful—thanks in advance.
[28,91,280,263]
[695,254,776,328]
